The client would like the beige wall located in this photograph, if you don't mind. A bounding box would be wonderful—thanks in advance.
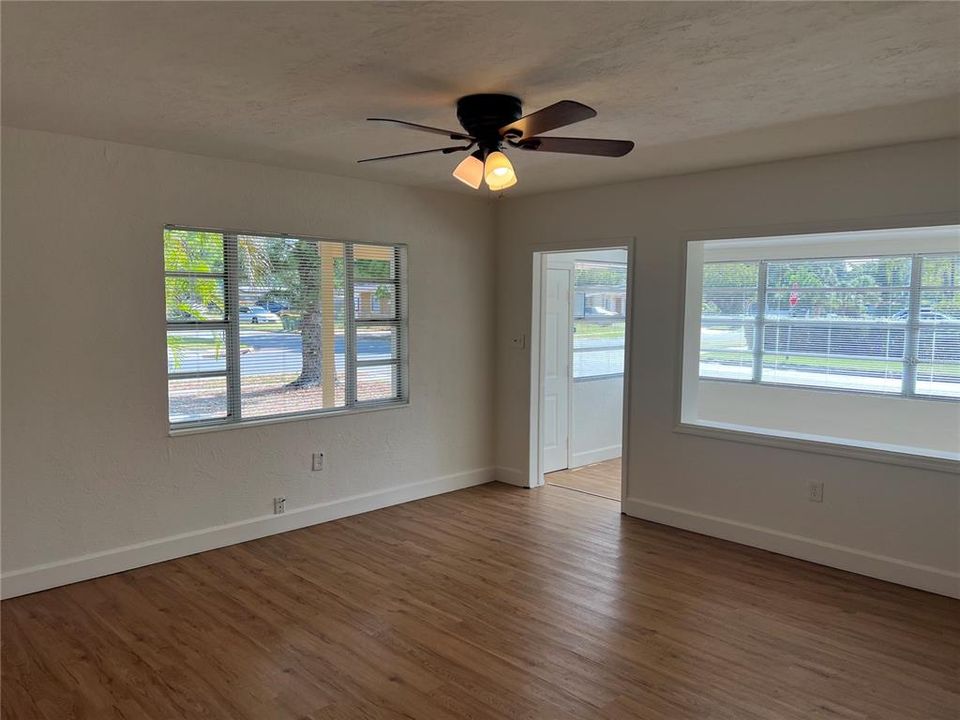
[1,128,496,592]
[495,139,960,596]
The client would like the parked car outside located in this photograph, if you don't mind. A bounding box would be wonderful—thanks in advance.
[261,300,290,313]
[891,307,956,322]
[239,306,281,324]
[584,306,619,317]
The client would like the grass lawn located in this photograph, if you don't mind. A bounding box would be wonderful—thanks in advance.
[575,321,625,339]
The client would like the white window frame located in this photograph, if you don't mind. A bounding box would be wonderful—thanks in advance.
[699,252,959,400]
[677,223,960,472]
[165,225,408,433]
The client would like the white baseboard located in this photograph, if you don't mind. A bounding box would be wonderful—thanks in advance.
[1,467,494,600]
[570,445,621,469]
[495,466,529,487]
[623,498,960,599]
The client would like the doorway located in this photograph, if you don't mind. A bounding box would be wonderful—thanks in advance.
[531,247,630,502]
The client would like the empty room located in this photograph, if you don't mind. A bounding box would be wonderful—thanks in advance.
[2,2,958,718]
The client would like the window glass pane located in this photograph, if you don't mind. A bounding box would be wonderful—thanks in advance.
[168,376,227,423]
[573,263,626,317]
[353,244,396,280]
[573,319,625,350]
[357,364,399,402]
[916,364,960,398]
[165,276,225,322]
[573,349,624,378]
[573,260,627,378]
[918,290,960,321]
[699,322,755,380]
[916,254,960,398]
[702,262,758,321]
[167,330,226,374]
[921,253,960,287]
[765,256,911,320]
[765,290,909,320]
[915,325,960,398]
[766,257,911,288]
[358,325,399,362]
[237,236,346,419]
[164,229,224,274]
[573,319,625,378]
[761,324,903,393]
[919,253,960,320]
[575,262,627,290]
[355,283,397,320]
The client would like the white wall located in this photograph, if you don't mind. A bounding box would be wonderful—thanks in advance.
[1,127,497,597]
[570,378,623,466]
[496,139,960,597]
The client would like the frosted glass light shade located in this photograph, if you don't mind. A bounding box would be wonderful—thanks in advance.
[452,152,484,189]
[484,151,517,191]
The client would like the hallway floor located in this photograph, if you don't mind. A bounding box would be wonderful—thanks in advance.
[545,457,621,500]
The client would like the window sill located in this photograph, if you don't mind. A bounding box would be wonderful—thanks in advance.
[169,399,410,437]
[674,420,959,474]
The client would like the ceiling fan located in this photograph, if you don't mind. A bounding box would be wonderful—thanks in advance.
[358,94,635,191]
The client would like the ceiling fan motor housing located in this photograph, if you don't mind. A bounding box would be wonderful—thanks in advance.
[456,94,522,150]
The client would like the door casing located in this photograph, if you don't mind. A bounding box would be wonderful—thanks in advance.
[529,240,635,505]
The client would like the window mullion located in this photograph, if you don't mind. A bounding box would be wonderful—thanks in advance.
[223,234,242,420]
[344,243,358,406]
[396,245,409,402]
[902,254,922,397]
[752,261,768,383]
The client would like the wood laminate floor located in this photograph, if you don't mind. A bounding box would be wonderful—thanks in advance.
[2,482,958,719]
[546,458,621,500]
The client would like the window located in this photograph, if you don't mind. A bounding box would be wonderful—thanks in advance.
[699,253,959,398]
[681,226,960,464]
[572,261,627,379]
[165,227,407,430]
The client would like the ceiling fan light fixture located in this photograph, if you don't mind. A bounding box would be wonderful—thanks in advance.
[361,95,634,187]
[452,150,484,189]
[484,150,516,191]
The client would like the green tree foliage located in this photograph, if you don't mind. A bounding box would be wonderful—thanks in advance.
[574,264,626,288]
[700,256,957,319]
[164,229,227,367]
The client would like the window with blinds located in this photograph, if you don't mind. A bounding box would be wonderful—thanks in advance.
[699,252,960,399]
[165,227,407,430]
[572,261,627,379]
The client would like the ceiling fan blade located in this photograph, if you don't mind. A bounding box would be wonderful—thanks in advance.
[514,136,635,157]
[357,145,471,163]
[499,101,597,140]
[367,118,473,141]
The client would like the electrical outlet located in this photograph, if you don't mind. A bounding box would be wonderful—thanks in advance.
[273,496,286,514]
[808,481,824,503]
[312,452,325,471]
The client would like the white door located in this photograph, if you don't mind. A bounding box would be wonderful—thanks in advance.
[542,266,571,473]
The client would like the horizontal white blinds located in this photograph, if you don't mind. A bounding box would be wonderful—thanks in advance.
[700,253,960,398]
[165,227,407,428]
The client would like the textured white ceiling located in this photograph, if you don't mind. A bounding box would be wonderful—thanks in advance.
[3,1,958,196]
